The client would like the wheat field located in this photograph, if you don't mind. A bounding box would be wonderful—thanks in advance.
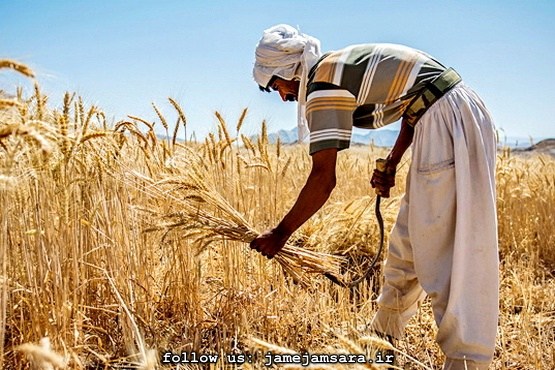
[1,62,554,369]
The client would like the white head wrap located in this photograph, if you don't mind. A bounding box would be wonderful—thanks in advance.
[253,24,322,142]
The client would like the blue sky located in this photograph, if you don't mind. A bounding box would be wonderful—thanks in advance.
[1,0,554,141]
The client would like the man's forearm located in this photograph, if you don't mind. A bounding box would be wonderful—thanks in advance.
[386,118,414,168]
[274,148,338,238]
[276,170,335,237]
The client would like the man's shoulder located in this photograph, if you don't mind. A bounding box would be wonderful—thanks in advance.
[336,42,420,52]
[312,43,427,69]
[336,43,431,59]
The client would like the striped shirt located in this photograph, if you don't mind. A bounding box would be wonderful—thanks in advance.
[306,43,446,154]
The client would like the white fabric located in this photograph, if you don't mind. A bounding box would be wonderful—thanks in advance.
[253,24,321,142]
[371,84,499,370]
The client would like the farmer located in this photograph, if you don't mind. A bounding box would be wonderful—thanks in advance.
[249,24,498,370]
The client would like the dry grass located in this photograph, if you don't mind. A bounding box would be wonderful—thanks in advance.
[0,63,554,369]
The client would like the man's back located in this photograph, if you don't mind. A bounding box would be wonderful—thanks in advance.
[307,43,447,129]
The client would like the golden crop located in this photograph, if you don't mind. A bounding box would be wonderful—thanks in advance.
[0,61,553,369]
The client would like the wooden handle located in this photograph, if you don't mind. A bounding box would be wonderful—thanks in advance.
[375,158,387,172]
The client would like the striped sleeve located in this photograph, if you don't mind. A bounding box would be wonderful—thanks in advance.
[306,89,357,155]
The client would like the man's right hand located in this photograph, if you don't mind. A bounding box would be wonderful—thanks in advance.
[249,227,290,259]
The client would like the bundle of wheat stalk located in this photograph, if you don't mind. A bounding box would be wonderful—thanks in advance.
[134,168,346,287]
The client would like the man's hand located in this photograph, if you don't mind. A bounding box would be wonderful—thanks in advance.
[370,161,396,198]
[249,227,290,259]
[370,118,414,198]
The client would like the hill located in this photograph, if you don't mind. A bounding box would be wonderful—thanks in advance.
[513,138,555,156]
[267,127,399,147]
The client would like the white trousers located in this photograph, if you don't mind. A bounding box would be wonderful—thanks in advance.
[371,84,499,370]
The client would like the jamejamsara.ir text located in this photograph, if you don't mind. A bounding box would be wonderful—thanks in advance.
[161,351,395,366]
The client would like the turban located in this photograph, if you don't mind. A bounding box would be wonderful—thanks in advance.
[253,24,322,142]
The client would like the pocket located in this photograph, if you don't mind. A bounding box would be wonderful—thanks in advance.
[417,158,455,174]
[412,107,455,175]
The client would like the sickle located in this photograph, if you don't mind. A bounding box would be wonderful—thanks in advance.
[323,194,385,288]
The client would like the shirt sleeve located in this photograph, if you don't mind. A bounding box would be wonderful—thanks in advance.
[306,89,357,155]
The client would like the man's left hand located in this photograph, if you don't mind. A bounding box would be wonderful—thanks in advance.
[370,166,396,198]
[249,227,290,259]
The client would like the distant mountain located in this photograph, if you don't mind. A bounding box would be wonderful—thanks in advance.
[498,136,549,149]
[267,127,399,147]
[512,138,555,156]
[266,127,549,150]
[267,128,300,145]
[352,128,399,147]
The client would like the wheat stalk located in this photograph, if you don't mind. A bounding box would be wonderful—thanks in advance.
[0,59,35,78]
[236,107,248,133]
[0,123,53,154]
[152,102,168,137]
[0,99,20,109]
[168,97,187,144]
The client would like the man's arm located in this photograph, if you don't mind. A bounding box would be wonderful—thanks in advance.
[371,118,414,196]
[386,118,414,169]
[250,148,338,258]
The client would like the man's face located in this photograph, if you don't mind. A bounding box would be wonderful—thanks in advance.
[270,78,300,102]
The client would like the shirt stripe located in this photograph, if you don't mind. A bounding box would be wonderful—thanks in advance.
[331,45,357,86]
[308,89,355,101]
[311,128,352,142]
[357,46,383,105]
